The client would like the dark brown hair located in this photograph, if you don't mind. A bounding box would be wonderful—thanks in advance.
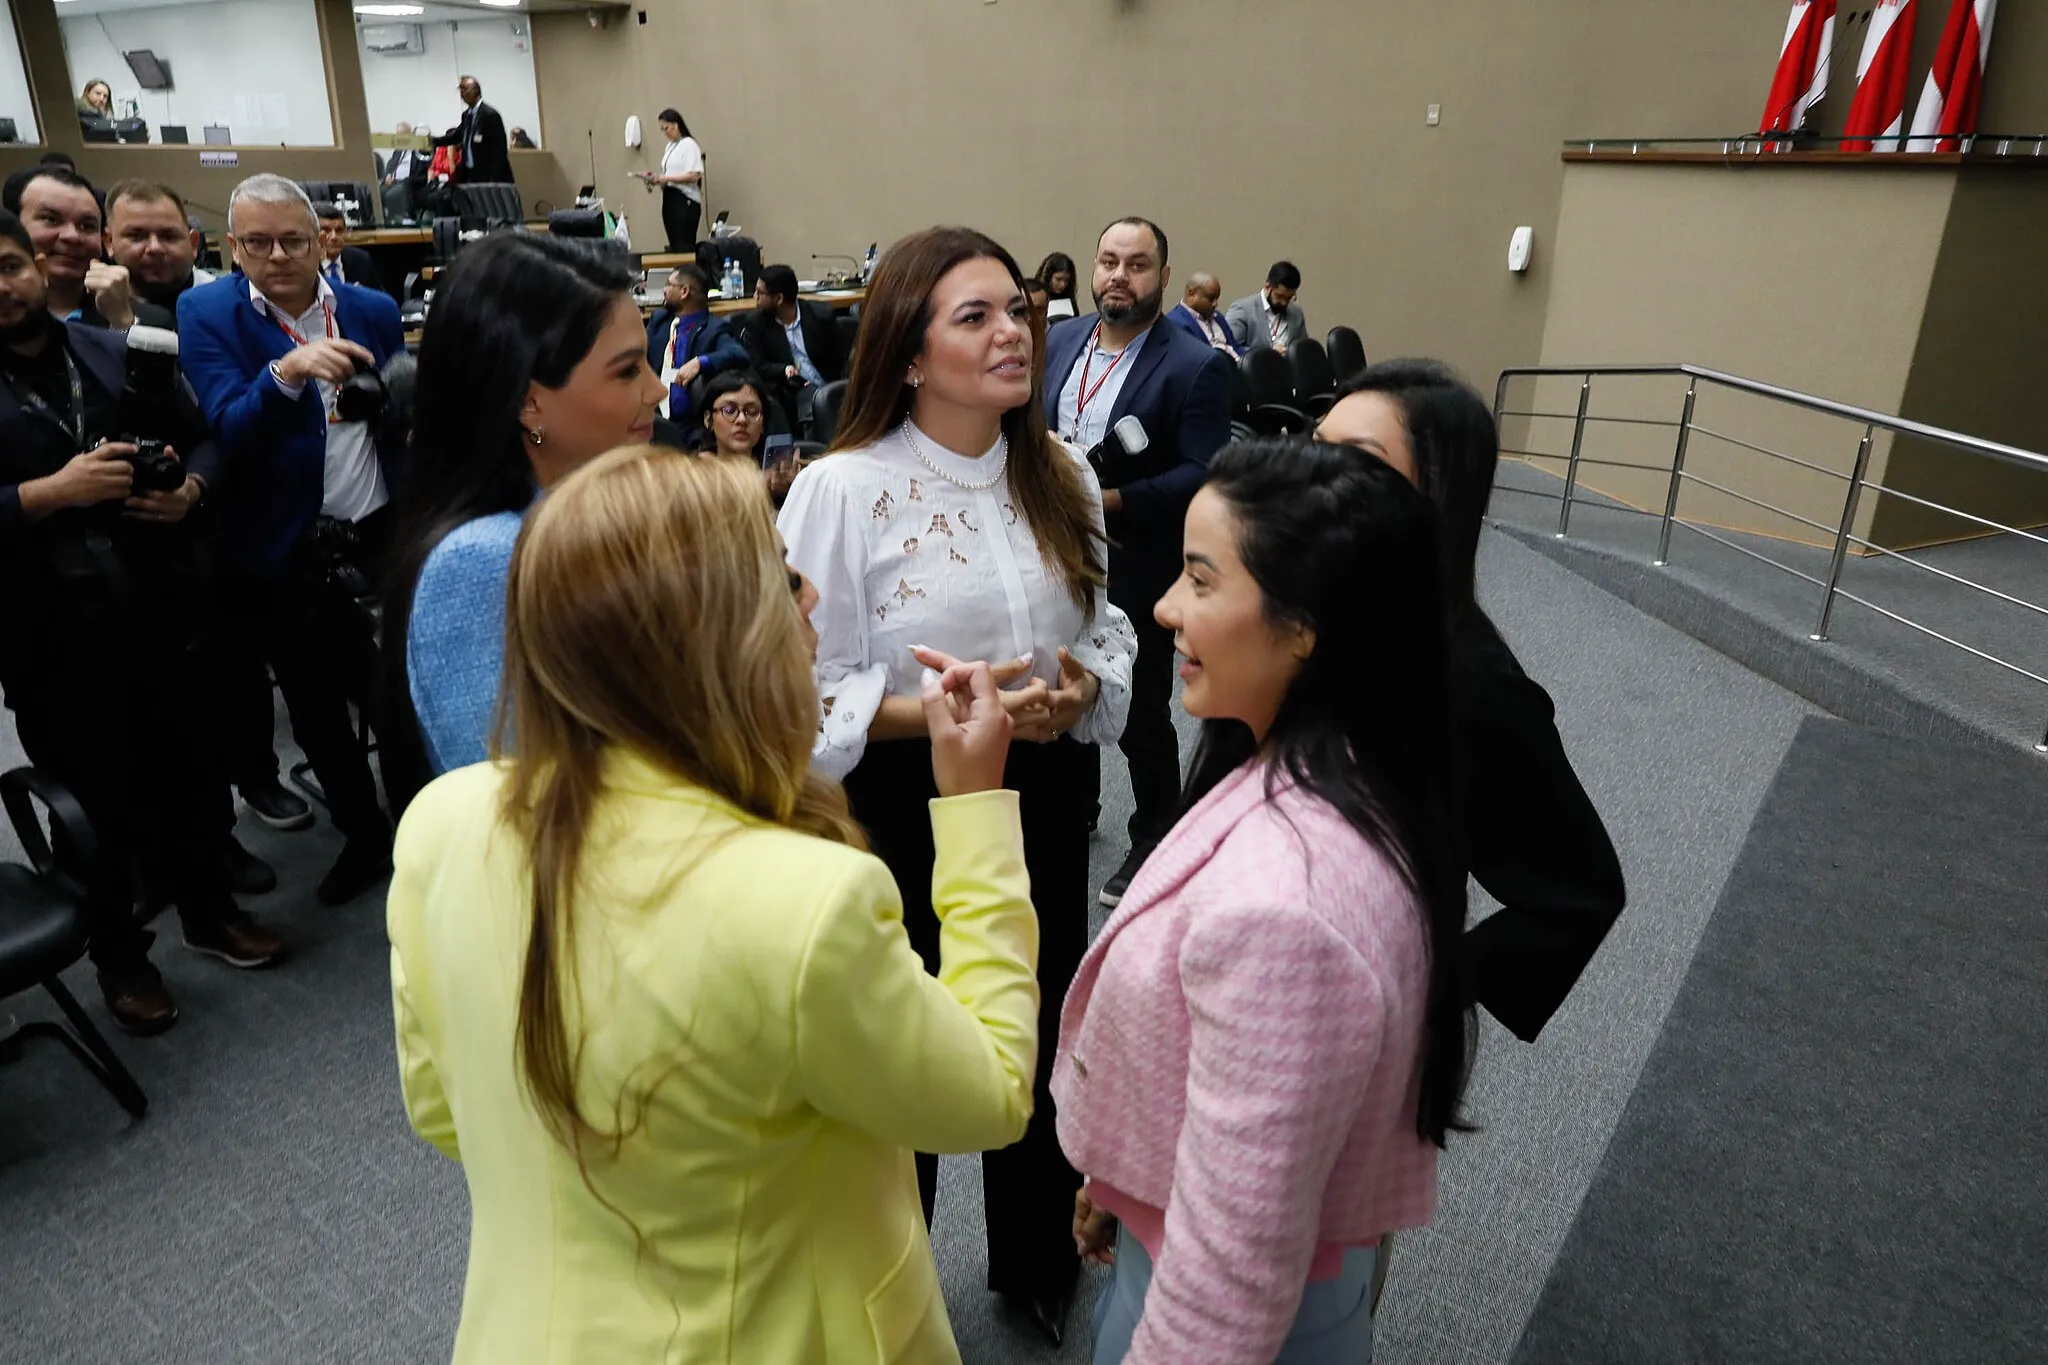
[830,225,1103,614]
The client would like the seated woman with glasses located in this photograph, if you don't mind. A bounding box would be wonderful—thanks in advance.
[380,232,666,805]
[696,367,808,505]
[389,447,1042,1363]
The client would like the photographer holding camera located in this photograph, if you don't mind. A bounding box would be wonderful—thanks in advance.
[0,208,285,1034]
[178,175,404,906]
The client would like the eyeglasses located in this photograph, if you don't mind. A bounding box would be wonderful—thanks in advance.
[713,403,764,422]
[238,234,315,259]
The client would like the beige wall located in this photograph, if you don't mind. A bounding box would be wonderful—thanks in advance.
[1529,160,1953,545]
[0,0,382,231]
[527,0,1846,390]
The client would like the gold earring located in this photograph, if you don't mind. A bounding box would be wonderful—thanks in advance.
[526,426,544,446]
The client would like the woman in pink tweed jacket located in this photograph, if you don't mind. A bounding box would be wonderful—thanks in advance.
[1054,436,1474,1363]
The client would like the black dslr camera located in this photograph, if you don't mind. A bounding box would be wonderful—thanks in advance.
[122,437,186,493]
[334,358,388,425]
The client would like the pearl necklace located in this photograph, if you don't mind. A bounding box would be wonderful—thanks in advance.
[901,418,1008,491]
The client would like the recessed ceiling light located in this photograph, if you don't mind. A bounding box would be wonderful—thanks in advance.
[354,3,424,12]
[478,0,522,7]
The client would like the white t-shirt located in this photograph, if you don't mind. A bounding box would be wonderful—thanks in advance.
[777,421,1137,780]
[663,136,704,204]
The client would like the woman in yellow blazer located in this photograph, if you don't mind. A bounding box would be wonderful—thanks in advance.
[388,447,1040,1364]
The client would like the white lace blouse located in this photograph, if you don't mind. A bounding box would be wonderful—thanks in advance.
[777,421,1137,781]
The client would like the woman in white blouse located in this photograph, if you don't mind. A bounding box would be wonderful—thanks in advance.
[779,226,1136,1347]
[638,107,704,251]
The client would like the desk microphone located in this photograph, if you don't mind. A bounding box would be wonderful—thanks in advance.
[811,253,860,285]
[1084,415,1148,482]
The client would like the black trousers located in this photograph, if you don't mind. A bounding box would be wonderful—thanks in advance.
[11,636,236,969]
[841,736,1089,1300]
[661,188,701,254]
[219,508,392,844]
[1107,603,1182,851]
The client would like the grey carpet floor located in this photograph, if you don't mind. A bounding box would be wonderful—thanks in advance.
[0,527,1816,1364]
[1512,716,2048,1364]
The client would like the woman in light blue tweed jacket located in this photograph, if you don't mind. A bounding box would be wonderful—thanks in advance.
[380,233,666,802]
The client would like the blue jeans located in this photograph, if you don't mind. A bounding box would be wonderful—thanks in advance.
[1089,1228,1376,1364]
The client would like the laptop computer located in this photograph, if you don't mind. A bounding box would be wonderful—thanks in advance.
[202,124,231,146]
[160,124,189,144]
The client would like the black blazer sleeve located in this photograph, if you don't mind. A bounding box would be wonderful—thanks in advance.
[803,304,845,382]
[741,312,792,376]
[1457,613,1627,1042]
[1117,340,1233,535]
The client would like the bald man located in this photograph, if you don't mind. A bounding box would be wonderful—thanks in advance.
[1167,271,1242,356]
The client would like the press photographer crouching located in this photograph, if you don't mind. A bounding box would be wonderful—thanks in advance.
[0,209,284,1034]
[178,174,404,906]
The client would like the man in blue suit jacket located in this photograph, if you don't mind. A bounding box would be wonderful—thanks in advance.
[178,174,405,907]
[1166,271,1242,357]
[1044,216,1234,906]
[644,263,748,417]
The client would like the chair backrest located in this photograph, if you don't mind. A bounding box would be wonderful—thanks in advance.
[431,216,462,264]
[811,378,850,445]
[455,182,523,228]
[1325,326,1368,385]
[1240,346,1295,408]
[1287,338,1335,399]
[834,311,860,363]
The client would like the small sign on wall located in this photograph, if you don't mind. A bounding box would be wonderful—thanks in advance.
[199,150,239,168]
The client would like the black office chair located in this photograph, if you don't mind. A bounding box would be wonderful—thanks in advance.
[301,180,377,227]
[0,769,147,1118]
[1239,348,1311,436]
[810,378,849,446]
[1287,339,1337,418]
[431,216,463,265]
[1325,326,1368,386]
[834,312,861,366]
[694,236,763,295]
[454,182,523,229]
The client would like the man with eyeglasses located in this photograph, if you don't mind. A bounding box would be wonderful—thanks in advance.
[178,174,406,908]
[646,263,746,420]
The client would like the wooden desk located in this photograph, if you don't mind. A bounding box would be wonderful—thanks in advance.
[412,249,765,283]
[346,221,550,247]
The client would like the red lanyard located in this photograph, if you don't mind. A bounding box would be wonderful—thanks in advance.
[1073,323,1128,431]
[264,295,335,347]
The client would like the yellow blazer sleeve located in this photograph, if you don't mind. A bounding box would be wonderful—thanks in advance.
[390,945,461,1162]
[793,789,1040,1153]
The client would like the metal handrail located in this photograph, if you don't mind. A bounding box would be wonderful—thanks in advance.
[1566,133,2048,156]
[1493,363,2048,753]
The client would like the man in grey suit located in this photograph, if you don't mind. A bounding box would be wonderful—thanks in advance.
[1225,259,1306,354]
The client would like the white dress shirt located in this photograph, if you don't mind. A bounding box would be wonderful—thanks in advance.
[1054,322,1148,452]
[778,421,1138,780]
[663,135,704,204]
[254,276,387,523]
[1192,307,1234,351]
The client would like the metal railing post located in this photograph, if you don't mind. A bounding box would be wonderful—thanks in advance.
[1492,371,1511,432]
[1654,377,1698,565]
[1812,424,1877,641]
[1556,378,1592,538]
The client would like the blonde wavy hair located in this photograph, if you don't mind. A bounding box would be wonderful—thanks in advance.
[494,445,864,1155]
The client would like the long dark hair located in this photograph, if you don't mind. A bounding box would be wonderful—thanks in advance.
[1181,436,1473,1145]
[1034,251,1077,302]
[378,233,636,813]
[831,226,1103,614]
[1334,360,1499,626]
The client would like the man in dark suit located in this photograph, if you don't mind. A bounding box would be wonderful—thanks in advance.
[313,203,382,294]
[1044,216,1234,906]
[0,207,287,1033]
[179,174,407,909]
[741,263,846,431]
[646,263,747,419]
[104,179,218,329]
[378,123,430,223]
[436,76,514,187]
[1167,271,1241,356]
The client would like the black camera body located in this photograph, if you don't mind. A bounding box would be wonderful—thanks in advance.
[122,436,185,493]
[335,359,387,425]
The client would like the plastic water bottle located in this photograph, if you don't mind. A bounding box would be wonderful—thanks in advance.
[725,257,743,300]
[862,244,877,283]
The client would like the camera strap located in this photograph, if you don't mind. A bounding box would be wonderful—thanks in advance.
[1,345,87,453]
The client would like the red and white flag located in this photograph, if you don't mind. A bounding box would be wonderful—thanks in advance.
[1907,0,1997,151]
[1760,0,1838,135]
[1843,0,1918,151]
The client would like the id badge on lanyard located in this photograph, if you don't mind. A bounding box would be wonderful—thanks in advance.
[5,347,89,453]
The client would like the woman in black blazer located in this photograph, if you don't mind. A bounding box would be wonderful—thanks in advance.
[1318,359,1627,1044]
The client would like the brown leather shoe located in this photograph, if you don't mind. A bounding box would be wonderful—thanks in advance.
[97,960,179,1036]
[182,907,286,969]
